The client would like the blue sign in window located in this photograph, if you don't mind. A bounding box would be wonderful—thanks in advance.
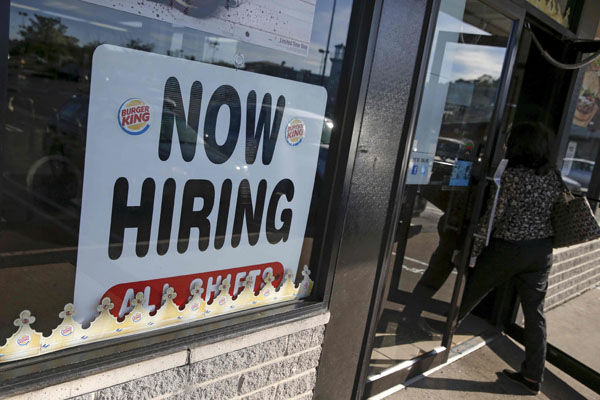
[449,160,473,187]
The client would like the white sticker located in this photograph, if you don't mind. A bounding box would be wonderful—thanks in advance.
[73,45,327,323]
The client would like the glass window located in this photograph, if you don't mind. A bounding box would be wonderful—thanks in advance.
[1,0,353,364]
[558,23,600,198]
[543,16,600,382]
[525,0,581,29]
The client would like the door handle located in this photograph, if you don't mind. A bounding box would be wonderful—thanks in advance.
[479,159,509,247]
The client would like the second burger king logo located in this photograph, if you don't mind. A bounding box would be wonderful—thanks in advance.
[285,119,305,146]
[118,98,151,135]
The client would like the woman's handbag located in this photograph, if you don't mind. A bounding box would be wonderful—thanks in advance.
[552,171,600,248]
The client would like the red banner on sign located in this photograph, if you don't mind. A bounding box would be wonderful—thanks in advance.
[101,262,284,318]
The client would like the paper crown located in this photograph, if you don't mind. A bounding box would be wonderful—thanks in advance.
[526,0,571,27]
[0,267,314,364]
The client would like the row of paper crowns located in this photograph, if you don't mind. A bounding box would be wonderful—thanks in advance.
[526,0,571,27]
[0,267,313,364]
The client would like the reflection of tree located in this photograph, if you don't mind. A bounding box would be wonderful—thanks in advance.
[13,15,79,65]
[9,14,154,76]
[125,39,154,52]
[9,15,96,81]
[81,40,104,58]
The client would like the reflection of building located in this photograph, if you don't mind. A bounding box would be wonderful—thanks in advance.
[246,46,346,117]
[476,74,495,84]
[445,75,500,125]
[439,74,501,144]
[245,61,321,85]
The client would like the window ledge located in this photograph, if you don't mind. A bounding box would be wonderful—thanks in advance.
[0,303,329,398]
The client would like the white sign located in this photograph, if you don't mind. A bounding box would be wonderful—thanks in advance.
[81,0,316,56]
[73,45,327,323]
[486,159,509,246]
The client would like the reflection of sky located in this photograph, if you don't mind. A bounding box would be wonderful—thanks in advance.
[427,9,506,83]
[439,43,506,82]
[9,0,352,75]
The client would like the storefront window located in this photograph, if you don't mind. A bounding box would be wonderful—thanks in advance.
[526,0,579,29]
[559,23,600,205]
[1,0,353,363]
[543,18,600,381]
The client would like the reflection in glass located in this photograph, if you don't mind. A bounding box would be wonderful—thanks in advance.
[555,22,600,200]
[1,0,353,340]
[369,0,511,376]
[560,67,598,195]
[540,22,600,378]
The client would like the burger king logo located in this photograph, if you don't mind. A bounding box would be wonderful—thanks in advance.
[218,297,227,306]
[118,98,151,135]
[17,334,31,346]
[191,302,200,311]
[264,289,271,297]
[60,325,73,337]
[285,119,305,146]
[131,312,143,323]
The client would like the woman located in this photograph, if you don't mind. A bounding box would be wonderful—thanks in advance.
[457,122,563,395]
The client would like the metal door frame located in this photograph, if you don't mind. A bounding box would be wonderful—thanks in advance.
[359,0,526,397]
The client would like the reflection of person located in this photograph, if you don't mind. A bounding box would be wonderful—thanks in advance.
[400,143,475,338]
[399,211,464,338]
[457,122,562,395]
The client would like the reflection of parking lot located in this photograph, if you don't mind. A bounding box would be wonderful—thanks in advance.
[396,202,456,304]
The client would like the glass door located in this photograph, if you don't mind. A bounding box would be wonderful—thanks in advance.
[364,0,523,396]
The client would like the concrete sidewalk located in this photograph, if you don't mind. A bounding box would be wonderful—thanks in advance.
[386,334,598,399]
[545,287,600,372]
[386,286,600,400]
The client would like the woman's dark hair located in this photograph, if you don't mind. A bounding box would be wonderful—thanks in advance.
[505,122,555,174]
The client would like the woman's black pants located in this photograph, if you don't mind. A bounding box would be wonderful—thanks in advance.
[458,238,553,383]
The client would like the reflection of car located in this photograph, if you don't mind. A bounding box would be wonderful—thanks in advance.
[435,137,465,161]
[25,94,90,209]
[562,158,594,191]
[45,93,89,169]
[412,137,470,217]
[431,136,474,188]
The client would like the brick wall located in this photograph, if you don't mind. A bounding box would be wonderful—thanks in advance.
[7,314,329,400]
[547,239,600,310]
